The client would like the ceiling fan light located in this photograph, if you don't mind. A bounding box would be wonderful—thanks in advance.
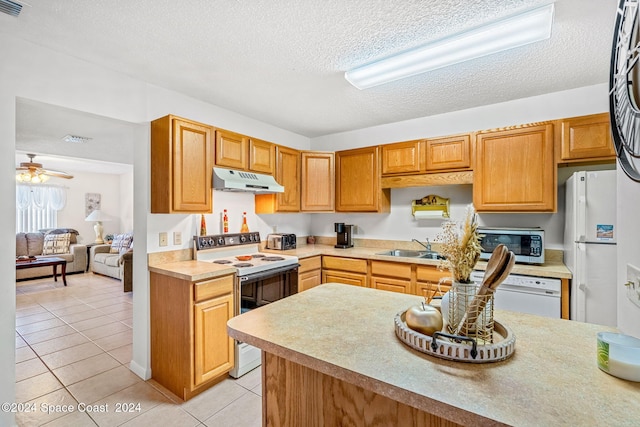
[345,3,555,89]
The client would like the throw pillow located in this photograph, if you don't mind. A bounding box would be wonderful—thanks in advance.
[42,233,71,255]
[42,228,80,244]
[110,233,133,254]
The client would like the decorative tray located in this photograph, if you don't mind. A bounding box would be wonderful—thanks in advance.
[395,311,516,363]
[16,256,37,263]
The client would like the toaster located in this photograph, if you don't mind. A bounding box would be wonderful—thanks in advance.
[266,233,297,250]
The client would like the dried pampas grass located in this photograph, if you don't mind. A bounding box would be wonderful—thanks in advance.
[436,204,482,283]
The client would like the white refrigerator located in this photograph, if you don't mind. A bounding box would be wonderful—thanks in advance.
[564,170,617,326]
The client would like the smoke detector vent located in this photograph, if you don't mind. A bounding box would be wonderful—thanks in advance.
[0,0,23,17]
[62,134,92,144]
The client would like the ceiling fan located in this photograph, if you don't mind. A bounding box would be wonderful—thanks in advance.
[16,153,74,183]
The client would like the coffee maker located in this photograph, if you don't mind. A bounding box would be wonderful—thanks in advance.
[334,223,354,248]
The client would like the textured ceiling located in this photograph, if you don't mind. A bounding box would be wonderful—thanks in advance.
[2,0,616,139]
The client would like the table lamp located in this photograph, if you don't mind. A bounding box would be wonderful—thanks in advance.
[85,209,112,244]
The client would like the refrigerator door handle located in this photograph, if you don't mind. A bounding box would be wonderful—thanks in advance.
[576,243,587,322]
[577,195,587,242]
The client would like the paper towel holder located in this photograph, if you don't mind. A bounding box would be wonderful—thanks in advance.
[412,195,450,219]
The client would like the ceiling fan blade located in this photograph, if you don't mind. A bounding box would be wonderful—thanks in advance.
[41,168,74,179]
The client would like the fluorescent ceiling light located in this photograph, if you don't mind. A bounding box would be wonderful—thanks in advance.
[345,3,555,90]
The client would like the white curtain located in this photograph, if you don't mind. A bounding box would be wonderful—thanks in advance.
[48,186,67,210]
[16,184,67,232]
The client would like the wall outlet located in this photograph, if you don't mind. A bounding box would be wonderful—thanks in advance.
[159,232,168,247]
[173,231,182,245]
[625,264,640,309]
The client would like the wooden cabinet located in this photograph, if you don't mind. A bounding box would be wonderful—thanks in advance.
[298,256,322,292]
[301,151,335,212]
[255,145,301,213]
[370,261,413,294]
[194,292,234,386]
[381,134,471,176]
[215,130,275,174]
[336,146,390,212]
[558,113,615,163]
[248,138,275,174]
[150,115,213,213]
[425,134,472,171]
[215,129,247,170]
[321,256,368,287]
[381,140,424,175]
[415,265,451,299]
[150,273,234,400]
[474,123,556,212]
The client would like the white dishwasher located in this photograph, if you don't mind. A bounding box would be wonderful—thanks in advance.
[470,271,561,318]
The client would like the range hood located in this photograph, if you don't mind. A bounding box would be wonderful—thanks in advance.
[213,167,284,193]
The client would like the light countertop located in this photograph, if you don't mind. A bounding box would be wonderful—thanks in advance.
[148,260,235,282]
[227,283,638,426]
[148,241,571,282]
[264,243,572,279]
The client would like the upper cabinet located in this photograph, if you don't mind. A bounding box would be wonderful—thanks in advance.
[248,138,275,174]
[215,129,247,170]
[301,151,335,212]
[151,115,213,213]
[336,147,390,212]
[381,140,424,175]
[474,123,556,212]
[558,113,616,163]
[425,134,472,171]
[255,145,301,213]
[215,131,275,175]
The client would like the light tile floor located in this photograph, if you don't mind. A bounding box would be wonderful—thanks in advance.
[15,273,262,427]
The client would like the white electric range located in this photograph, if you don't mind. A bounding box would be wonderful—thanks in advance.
[194,232,299,377]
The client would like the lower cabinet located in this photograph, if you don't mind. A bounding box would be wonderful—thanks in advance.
[320,256,450,298]
[150,272,234,400]
[416,265,451,298]
[370,261,413,294]
[298,256,322,292]
[321,256,368,287]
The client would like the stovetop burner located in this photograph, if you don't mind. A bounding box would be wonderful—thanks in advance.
[195,241,299,275]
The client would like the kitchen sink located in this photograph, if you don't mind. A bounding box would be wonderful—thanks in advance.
[376,249,445,260]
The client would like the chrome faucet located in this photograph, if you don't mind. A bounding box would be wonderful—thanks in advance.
[412,238,432,252]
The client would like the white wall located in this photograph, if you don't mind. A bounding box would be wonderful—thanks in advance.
[53,170,132,242]
[311,84,610,150]
[617,169,640,338]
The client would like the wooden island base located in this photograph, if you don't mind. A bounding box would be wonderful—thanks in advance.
[263,352,460,427]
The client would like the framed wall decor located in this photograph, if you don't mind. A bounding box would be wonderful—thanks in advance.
[85,193,101,217]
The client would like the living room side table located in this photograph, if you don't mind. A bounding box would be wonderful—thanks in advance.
[85,243,98,272]
[16,257,67,286]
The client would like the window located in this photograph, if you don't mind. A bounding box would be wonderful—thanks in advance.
[16,184,67,233]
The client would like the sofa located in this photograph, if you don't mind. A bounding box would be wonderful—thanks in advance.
[90,233,133,292]
[16,229,87,281]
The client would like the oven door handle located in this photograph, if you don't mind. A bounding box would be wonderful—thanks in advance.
[239,264,300,282]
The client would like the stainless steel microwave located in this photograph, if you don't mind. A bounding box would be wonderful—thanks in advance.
[478,227,544,264]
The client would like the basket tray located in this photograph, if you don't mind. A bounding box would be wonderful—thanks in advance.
[395,311,516,363]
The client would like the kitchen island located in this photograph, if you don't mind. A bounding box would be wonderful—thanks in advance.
[227,283,639,426]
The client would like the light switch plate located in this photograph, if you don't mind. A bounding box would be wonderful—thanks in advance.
[159,232,168,247]
[626,264,640,309]
[173,231,182,245]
